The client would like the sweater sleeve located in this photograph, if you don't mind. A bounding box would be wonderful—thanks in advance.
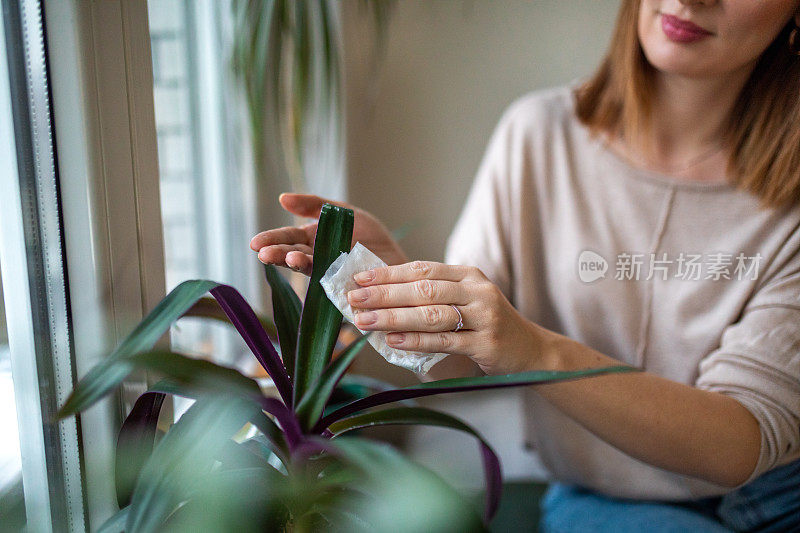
[444,106,517,302]
[695,233,800,483]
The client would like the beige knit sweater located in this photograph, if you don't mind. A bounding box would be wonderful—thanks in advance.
[443,85,800,500]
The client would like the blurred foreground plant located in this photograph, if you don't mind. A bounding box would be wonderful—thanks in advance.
[59,204,636,532]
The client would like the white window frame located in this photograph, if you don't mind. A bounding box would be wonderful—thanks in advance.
[42,0,167,528]
[0,0,88,530]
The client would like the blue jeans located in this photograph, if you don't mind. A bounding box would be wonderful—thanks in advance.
[541,458,800,532]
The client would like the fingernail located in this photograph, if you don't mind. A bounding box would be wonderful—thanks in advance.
[348,289,369,303]
[356,311,377,325]
[387,333,404,344]
[354,270,375,283]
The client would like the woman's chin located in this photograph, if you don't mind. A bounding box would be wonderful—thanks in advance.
[643,45,720,79]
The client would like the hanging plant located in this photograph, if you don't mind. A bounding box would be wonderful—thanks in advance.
[230,0,394,193]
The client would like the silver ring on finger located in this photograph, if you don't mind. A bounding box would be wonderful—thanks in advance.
[449,304,464,332]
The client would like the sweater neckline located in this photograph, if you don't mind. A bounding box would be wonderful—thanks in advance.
[592,134,734,192]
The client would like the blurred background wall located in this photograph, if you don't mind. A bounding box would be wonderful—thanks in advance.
[342,0,620,483]
[344,0,620,263]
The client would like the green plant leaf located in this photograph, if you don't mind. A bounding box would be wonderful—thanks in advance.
[97,506,129,533]
[58,279,292,418]
[108,279,218,360]
[323,437,486,532]
[293,204,354,405]
[216,440,277,472]
[295,332,373,430]
[131,351,262,396]
[126,397,260,533]
[328,406,501,522]
[160,466,289,533]
[58,280,216,417]
[328,407,475,437]
[317,365,640,431]
[263,264,302,380]
[292,0,311,153]
[61,350,262,420]
[335,373,401,398]
[325,373,417,417]
[183,296,277,340]
[116,392,166,508]
[389,221,417,242]
[148,378,290,464]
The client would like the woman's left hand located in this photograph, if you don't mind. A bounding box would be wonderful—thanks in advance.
[347,260,546,375]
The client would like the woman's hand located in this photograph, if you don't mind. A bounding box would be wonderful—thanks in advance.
[347,260,546,375]
[250,193,408,276]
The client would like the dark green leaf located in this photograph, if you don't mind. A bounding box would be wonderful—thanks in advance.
[106,280,218,362]
[263,264,302,380]
[59,280,217,417]
[325,373,417,417]
[59,280,292,417]
[336,373,406,399]
[316,365,640,431]
[116,392,166,508]
[129,351,262,397]
[249,408,291,465]
[63,350,261,421]
[295,332,373,430]
[293,204,354,405]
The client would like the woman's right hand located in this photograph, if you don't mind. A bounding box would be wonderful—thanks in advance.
[249,193,409,277]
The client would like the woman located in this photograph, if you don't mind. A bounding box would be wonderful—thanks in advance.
[250,1,800,530]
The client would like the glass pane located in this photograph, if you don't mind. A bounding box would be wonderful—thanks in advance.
[0,262,25,529]
[0,8,26,526]
[149,0,211,360]
[147,0,264,417]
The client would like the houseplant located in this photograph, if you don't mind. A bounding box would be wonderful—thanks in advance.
[58,204,635,532]
[230,0,393,193]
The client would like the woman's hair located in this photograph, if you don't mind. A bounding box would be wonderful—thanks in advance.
[575,0,800,209]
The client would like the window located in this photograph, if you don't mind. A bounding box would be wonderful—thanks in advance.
[0,266,25,529]
[148,0,262,377]
[0,1,85,529]
[2,1,349,528]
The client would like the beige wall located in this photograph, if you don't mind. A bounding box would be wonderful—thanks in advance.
[344,0,620,264]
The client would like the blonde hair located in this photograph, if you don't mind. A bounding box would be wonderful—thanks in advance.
[575,0,800,208]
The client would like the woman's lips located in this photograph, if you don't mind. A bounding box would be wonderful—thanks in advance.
[660,13,713,43]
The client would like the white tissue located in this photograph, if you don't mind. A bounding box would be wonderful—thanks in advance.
[320,242,447,374]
